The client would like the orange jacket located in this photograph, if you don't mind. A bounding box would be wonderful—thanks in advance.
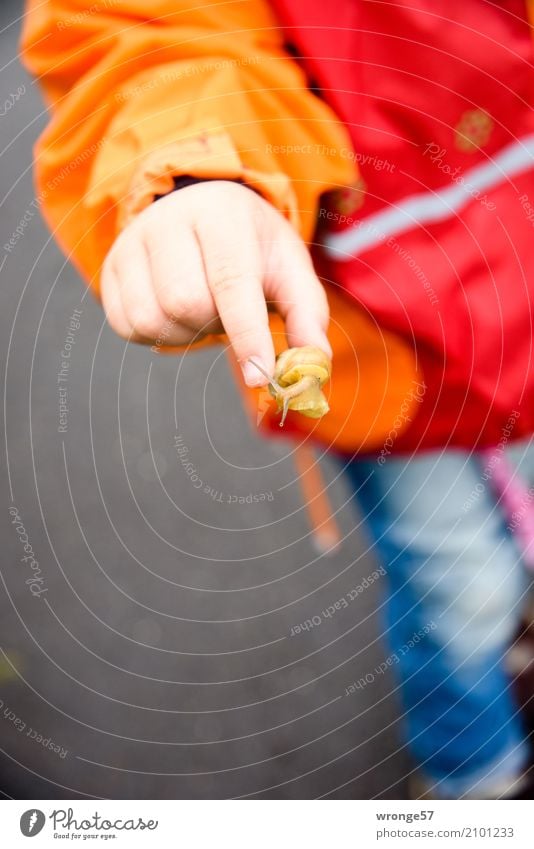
[20,0,418,452]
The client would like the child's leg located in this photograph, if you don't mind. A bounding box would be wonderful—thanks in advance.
[345,450,529,798]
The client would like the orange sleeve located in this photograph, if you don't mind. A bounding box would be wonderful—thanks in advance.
[20,0,356,297]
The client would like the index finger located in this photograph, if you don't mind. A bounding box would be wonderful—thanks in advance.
[196,213,275,386]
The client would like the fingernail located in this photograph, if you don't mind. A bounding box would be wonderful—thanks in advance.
[242,358,270,387]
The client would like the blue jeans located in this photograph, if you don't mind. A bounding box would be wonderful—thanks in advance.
[345,449,530,798]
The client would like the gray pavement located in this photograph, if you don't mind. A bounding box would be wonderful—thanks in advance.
[0,0,409,798]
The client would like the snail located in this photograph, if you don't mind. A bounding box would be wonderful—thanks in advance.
[249,346,331,426]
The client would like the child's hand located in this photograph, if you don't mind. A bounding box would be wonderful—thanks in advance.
[101,181,331,385]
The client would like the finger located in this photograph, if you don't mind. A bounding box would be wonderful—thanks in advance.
[266,229,332,358]
[101,261,135,340]
[114,236,202,346]
[196,215,275,386]
[103,264,198,345]
[148,225,218,334]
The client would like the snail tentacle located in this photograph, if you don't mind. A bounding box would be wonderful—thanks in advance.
[247,358,283,394]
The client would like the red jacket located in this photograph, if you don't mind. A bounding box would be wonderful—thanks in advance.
[270,0,534,451]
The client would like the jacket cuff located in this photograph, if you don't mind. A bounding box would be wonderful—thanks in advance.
[118,128,300,230]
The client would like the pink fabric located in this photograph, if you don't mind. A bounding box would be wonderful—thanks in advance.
[481,449,534,570]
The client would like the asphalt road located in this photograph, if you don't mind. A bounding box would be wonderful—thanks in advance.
[0,0,408,799]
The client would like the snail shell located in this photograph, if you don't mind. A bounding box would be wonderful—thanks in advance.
[270,346,331,425]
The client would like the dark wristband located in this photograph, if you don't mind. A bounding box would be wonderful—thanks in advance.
[154,175,254,202]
